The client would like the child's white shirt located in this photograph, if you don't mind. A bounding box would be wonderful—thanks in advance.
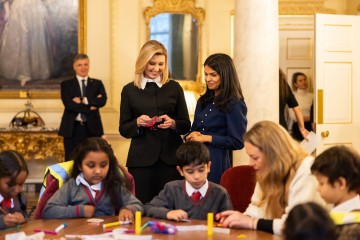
[332,194,360,212]
[75,173,102,198]
[185,180,209,199]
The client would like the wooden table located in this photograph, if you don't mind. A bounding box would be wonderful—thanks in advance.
[0,216,282,240]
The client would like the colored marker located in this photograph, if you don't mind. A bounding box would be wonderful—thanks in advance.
[135,211,141,235]
[102,220,131,228]
[34,229,57,235]
[55,223,67,233]
[207,213,214,236]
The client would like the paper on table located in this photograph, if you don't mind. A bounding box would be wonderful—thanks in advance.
[301,131,321,154]
[5,231,45,240]
[176,225,230,234]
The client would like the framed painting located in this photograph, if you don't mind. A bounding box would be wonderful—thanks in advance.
[0,0,86,99]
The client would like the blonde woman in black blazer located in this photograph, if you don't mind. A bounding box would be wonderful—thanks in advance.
[119,40,191,203]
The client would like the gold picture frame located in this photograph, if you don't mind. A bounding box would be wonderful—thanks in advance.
[0,0,87,99]
[144,0,205,94]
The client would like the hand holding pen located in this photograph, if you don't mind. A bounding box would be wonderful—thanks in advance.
[1,207,25,228]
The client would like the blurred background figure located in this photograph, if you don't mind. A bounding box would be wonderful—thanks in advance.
[289,72,314,141]
[279,69,309,140]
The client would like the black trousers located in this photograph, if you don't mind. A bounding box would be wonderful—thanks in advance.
[63,121,91,161]
[291,121,313,141]
[128,160,182,204]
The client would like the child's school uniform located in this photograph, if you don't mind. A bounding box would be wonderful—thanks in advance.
[332,195,360,212]
[42,177,144,219]
[145,179,233,220]
[0,193,28,229]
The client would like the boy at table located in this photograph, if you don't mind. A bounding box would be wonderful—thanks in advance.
[311,145,360,213]
[145,141,233,221]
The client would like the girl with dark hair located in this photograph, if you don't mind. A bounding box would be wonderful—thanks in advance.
[185,53,247,183]
[43,137,143,221]
[0,150,28,229]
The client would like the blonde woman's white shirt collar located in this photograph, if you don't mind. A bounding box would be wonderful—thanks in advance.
[185,180,208,199]
[76,173,102,198]
[140,76,162,89]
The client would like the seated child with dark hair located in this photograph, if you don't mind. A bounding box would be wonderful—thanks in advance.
[283,202,339,240]
[338,223,360,240]
[43,137,144,221]
[0,151,29,229]
[311,145,360,212]
[145,141,233,221]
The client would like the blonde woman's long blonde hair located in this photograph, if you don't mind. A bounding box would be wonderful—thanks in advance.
[244,121,308,218]
[134,40,169,88]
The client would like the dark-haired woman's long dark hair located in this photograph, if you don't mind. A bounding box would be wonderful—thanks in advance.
[70,138,131,211]
[198,53,244,112]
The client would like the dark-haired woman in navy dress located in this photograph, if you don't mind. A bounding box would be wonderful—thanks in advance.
[185,53,247,183]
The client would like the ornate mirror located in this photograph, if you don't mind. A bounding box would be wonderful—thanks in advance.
[144,0,205,94]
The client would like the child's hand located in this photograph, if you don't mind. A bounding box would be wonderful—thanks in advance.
[118,208,134,222]
[83,205,95,217]
[3,213,25,227]
[166,210,188,221]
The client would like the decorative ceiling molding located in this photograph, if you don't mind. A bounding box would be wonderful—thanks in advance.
[279,0,336,15]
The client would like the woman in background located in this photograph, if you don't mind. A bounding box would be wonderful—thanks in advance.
[119,40,191,203]
[290,72,313,141]
[185,53,247,184]
[279,69,309,140]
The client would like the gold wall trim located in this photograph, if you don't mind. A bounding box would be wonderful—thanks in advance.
[78,0,87,53]
[317,89,323,124]
[279,0,336,15]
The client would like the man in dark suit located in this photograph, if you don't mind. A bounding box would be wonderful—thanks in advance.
[58,53,107,161]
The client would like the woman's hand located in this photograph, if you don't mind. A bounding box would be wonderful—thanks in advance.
[185,131,212,143]
[185,131,201,141]
[215,210,254,229]
[118,208,134,222]
[136,115,152,127]
[300,128,310,141]
[158,114,176,129]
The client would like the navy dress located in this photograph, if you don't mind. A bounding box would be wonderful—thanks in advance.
[190,99,247,183]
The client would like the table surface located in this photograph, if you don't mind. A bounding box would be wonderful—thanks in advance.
[1,216,282,240]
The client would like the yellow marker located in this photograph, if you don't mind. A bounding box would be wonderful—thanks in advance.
[207,212,214,236]
[135,211,142,235]
[102,220,131,228]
